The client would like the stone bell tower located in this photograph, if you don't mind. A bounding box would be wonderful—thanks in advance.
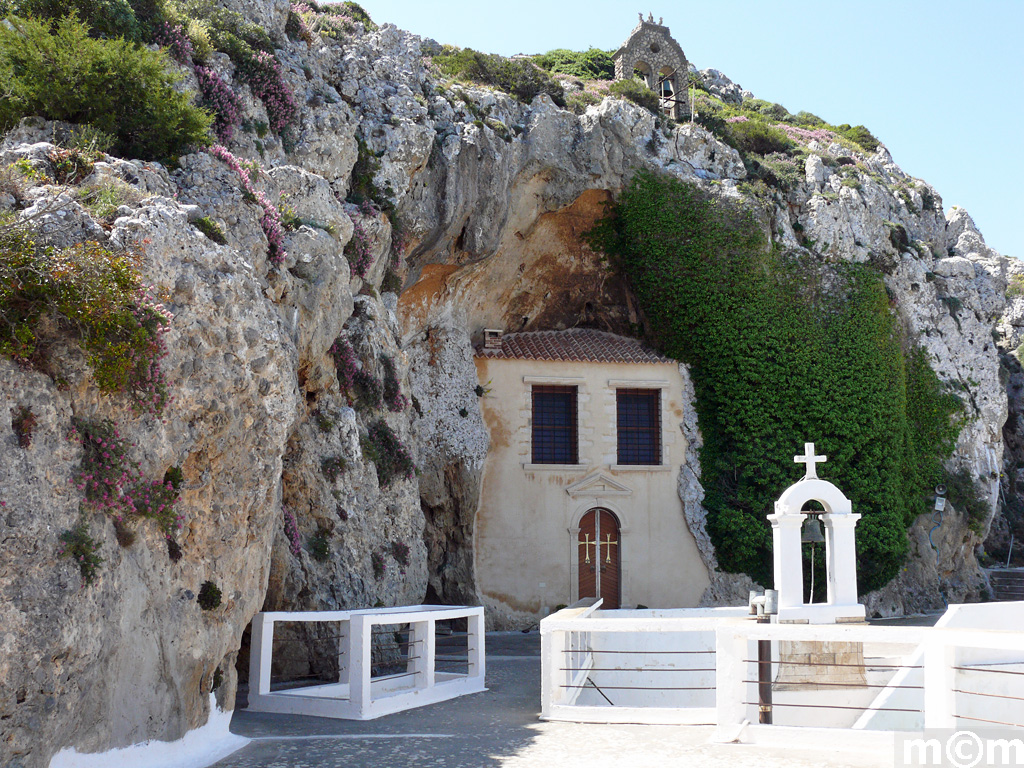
[612,12,690,120]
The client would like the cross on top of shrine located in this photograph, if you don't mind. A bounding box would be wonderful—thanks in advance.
[794,442,827,479]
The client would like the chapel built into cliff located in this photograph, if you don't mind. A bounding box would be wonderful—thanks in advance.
[613,13,690,121]
[472,328,709,628]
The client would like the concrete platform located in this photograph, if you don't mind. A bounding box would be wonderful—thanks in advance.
[212,631,891,768]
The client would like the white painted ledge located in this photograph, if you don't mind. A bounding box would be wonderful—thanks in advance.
[49,695,248,768]
[522,463,586,471]
[609,464,672,472]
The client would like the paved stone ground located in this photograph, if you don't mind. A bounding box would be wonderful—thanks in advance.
[212,631,898,768]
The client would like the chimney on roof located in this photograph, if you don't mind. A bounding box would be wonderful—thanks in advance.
[483,329,504,349]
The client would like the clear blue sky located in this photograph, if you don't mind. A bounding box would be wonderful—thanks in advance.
[359,1,1023,259]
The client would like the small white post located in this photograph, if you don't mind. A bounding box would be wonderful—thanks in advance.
[349,614,372,719]
[923,639,956,729]
[249,613,274,698]
[714,627,750,740]
[409,620,434,691]
[541,628,564,716]
[337,618,349,686]
[467,610,485,684]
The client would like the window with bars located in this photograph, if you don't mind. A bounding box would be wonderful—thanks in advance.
[617,388,661,465]
[531,386,578,464]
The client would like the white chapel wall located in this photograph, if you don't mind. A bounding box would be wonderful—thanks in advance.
[473,355,710,629]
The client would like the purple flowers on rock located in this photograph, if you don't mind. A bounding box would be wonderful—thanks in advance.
[73,418,182,536]
[153,22,194,65]
[282,506,301,556]
[238,51,298,133]
[195,66,242,142]
[209,144,288,264]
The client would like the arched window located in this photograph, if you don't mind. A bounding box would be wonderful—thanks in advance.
[632,60,652,88]
[658,67,675,114]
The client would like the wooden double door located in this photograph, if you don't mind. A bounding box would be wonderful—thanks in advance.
[577,508,621,609]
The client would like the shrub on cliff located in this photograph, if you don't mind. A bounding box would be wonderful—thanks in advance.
[433,46,566,107]
[723,118,794,156]
[0,14,211,161]
[0,0,144,40]
[608,77,660,114]
[0,228,172,413]
[533,47,615,80]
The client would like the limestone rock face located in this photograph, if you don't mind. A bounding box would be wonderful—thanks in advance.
[698,68,752,105]
[0,8,1019,765]
[0,192,302,764]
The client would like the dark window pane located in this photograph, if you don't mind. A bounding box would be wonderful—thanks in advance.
[532,386,577,464]
[617,389,661,465]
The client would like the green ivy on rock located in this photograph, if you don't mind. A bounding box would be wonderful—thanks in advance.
[587,171,963,592]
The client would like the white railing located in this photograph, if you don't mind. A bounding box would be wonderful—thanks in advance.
[541,603,1024,740]
[541,605,749,725]
[715,619,1024,745]
[248,605,485,720]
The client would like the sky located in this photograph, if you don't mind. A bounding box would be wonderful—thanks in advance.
[357,0,1023,260]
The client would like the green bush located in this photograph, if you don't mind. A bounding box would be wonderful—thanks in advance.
[532,47,614,80]
[792,110,825,127]
[745,98,792,122]
[193,215,226,244]
[341,1,373,29]
[0,14,211,161]
[1,0,145,40]
[309,528,331,562]
[836,124,880,153]
[433,46,565,107]
[361,420,415,486]
[608,77,660,113]
[58,519,104,585]
[0,229,171,412]
[587,172,964,592]
[197,580,222,610]
[724,119,794,156]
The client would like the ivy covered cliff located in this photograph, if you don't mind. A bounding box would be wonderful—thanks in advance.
[0,2,1019,765]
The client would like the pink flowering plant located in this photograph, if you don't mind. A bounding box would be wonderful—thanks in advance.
[236,50,297,133]
[282,506,301,555]
[329,336,393,412]
[153,22,194,65]
[71,418,183,537]
[381,354,407,412]
[209,145,288,264]
[389,540,410,567]
[330,335,359,390]
[775,123,836,145]
[344,211,374,278]
[292,2,359,40]
[195,66,242,142]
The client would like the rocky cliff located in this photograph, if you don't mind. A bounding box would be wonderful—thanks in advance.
[0,5,1017,765]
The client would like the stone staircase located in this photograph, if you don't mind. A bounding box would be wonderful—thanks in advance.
[987,568,1024,601]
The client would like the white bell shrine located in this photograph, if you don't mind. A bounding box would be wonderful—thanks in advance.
[766,443,865,623]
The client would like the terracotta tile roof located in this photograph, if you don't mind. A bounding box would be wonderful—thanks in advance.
[476,329,672,364]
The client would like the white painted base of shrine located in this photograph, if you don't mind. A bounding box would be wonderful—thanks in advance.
[775,603,866,624]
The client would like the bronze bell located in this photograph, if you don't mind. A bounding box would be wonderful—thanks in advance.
[801,515,825,544]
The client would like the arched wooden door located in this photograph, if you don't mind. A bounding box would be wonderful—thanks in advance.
[577,508,621,609]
